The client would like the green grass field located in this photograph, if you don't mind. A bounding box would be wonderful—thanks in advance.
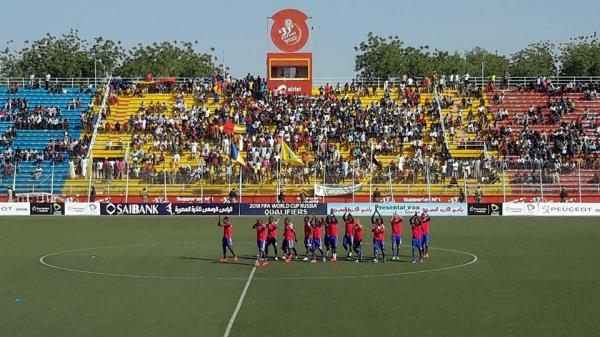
[1,216,599,337]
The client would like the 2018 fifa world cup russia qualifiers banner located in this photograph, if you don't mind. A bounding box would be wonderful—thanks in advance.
[239,203,327,216]
[327,203,468,216]
[100,203,238,216]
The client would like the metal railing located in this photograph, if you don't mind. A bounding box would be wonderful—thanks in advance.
[1,76,599,90]
[85,77,112,201]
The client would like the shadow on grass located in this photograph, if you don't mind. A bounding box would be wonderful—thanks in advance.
[178,256,255,266]
[179,253,421,265]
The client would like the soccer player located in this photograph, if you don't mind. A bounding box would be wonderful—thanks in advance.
[310,216,326,263]
[253,219,268,267]
[371,209,386,263]
[323,215,332,257]
[302,216,312,261]
[283,217,298,263]
[420,212,431,258]
[342,211,355,259]
[325,211,339,262]
[265,216,279,260]
[390,212,403,261]
[353,219,364,262]
[410,212,424,264]
[217,216,238,263]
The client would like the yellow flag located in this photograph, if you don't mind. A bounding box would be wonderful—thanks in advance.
[281,142,304,166]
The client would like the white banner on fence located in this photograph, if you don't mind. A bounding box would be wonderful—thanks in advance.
[314,184,363,197]
[0,202,30,216]
[503,202,600,216]
[502,203,539,216]
[64,202,101,216]
[538,203,600,216]
[327,203,467,216]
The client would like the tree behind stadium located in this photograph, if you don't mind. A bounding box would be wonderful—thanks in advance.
[0,29,223,78]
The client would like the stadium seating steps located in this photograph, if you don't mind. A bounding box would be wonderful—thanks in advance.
[0,88,93,194]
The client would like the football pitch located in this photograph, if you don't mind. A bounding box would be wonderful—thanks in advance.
[1,216,599,337]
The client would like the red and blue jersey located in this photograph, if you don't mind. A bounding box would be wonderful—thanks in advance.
[326,222,338,237]
[284,224,295,241]
[222,222,232,238]
[421,219,430,234]
[255,225,267,241]
[411,224,422,240]
[345,221,354,236]
[391,218,402,235]
[353,225,363,241]
[304,222,312,238]
[267,222,278,239]
[312,223,323,239]
[373,225,385,241]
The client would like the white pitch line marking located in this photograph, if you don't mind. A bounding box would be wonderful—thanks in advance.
[223,266,256,337]
[39,243,478,281]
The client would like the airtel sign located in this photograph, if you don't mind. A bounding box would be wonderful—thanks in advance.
[270,9,310,52]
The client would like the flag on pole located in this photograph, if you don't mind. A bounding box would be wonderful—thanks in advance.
[230,142,245,166]
[281,142,304,166]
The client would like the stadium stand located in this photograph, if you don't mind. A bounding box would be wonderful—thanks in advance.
[60,76,509,201]
[3,75,598,202]
[0,86,94,194]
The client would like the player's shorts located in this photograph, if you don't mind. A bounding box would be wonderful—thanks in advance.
[266,237,277,246]
[324,236,331,248]
[311,238,322,250]
[257,240,266,251]
[392,234,402,245]
[286,239,294,249]
[353,240,362,249]
[343,235,353,246]
[421,233,429,244]
[412,238,423,249]
[222,237,232,247]
[374,239,385,250]
[304,238,311,247]
[327,236,338,247]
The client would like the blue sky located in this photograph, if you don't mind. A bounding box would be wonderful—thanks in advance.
[1,0,599,78]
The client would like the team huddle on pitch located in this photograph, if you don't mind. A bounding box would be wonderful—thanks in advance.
[217,210,431,267]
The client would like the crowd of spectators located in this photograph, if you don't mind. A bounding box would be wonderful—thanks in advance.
[94,74,510,187]
[26,72,589,192]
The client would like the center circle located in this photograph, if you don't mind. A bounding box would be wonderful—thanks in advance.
[39,242,478,281]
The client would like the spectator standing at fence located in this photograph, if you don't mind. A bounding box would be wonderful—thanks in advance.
[141,187,148,203]
[474,186,483,203]
[458,188,465,203]
[45,74,51,90]
[6,187,14,202]
[90,186,96,202]
[228,188,237,203]
[560,187,568,203]
[299,190,307,203]
[373,188,381,203]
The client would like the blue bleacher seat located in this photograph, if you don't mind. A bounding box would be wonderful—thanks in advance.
[0,88,93,194]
